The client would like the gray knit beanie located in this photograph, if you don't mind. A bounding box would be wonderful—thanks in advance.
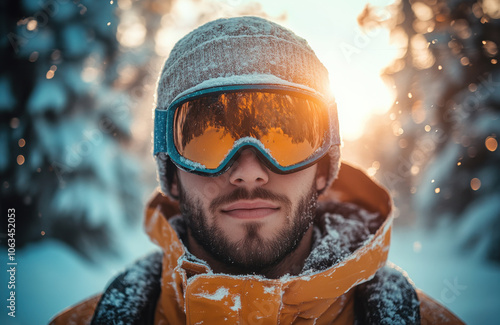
[155,16,340,198]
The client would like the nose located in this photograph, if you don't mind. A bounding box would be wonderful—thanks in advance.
[229,149,269,188]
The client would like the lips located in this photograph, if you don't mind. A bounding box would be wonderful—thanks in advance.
[220,200,280,219]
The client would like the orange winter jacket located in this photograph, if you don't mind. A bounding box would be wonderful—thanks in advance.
[50,162,464,325]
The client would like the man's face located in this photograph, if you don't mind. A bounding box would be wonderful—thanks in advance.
[171,149,326,273]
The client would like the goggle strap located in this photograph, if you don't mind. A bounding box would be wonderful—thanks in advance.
[154,108,168,155]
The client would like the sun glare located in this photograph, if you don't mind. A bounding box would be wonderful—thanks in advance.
[332,69,395,140]
[117,12,146,48]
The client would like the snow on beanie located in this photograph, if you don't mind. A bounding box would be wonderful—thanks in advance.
[155,16,341,198]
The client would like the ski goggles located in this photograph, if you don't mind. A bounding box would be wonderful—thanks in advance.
[154,85,339,176]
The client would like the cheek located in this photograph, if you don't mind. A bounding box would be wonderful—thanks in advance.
[179,171,227,202]
[274,167,317,196]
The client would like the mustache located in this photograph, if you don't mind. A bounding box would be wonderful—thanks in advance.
[209,187,291,214]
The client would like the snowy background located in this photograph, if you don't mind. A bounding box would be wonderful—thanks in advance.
[1,0,499,324]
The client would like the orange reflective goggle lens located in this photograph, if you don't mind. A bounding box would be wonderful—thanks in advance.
[171,90,331,174]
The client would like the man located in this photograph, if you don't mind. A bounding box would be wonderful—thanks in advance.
[51,16,463,324]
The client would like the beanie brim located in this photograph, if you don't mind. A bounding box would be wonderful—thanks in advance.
[167,74,329,109]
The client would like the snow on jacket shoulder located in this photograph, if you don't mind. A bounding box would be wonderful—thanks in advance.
[49,162,464,325]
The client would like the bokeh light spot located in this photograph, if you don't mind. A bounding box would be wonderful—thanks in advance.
[29,51,39,62]
[470,178,481,191]
[483,0,500,19]
[27,19,37,31]
[413,241,422,253]
[10,118,19,128]
[17,155,25,165]
[485,136,497,151]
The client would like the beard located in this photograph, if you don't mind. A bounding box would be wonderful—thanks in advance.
[178,184,318,274]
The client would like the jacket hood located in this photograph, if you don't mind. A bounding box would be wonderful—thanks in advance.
[144,162,393,324]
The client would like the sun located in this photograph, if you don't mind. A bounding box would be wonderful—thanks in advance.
[330,68,396,141]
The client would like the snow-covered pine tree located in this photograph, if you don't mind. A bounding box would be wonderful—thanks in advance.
[0,0,145,259]
[357,0,500,262]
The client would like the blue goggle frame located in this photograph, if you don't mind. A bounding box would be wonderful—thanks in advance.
[154,84,340,176]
